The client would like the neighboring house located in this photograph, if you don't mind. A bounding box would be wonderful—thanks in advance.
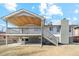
[0,9,79,46]
[73,27,79,42]
[45,24,77,38]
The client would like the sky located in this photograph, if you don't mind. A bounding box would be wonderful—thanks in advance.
[0,3,79,31]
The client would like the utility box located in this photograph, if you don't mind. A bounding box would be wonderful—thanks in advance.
[60,18,69,44]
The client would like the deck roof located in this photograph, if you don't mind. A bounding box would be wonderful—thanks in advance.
[4,9,44,26]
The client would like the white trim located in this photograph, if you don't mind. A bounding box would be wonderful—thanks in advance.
[4,9,44,20]
[0,34,41,36]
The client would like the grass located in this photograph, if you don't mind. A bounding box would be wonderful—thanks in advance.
[0,45,79,56]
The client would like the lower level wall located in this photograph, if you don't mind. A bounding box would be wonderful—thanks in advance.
[25,37,41,44]
[0,36,78,45]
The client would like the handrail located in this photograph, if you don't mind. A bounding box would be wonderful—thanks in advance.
[43,29,58,46]
[44,29,57,38]
[7,27,41,29]
[7,28,42,34]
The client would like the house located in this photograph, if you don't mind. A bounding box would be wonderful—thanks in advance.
[0,9,79,46]
[73,26,79,42]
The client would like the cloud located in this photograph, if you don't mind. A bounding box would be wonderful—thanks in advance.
[67,18,71,20]
[73,17,78,20]
[67,17,78,25]
[39,3,63,16]
[52,20,61,25]
[32,6,35,10]
[4,3,17,11]
[67,17,73,25]
[39,3,63,24]
[74,9,79,14]
[47,5,63,16]
[39,3,47,15]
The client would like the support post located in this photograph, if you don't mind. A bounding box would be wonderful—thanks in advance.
[41,35,43,47]
[18,37,22,44]
[41,18,44,47]
[41,20,43,47]
[6,20,8,45]
[6,35,8,45]
[71,26,75,43]
[24,38,26,45]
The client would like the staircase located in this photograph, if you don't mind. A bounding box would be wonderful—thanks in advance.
[43,30,58,46]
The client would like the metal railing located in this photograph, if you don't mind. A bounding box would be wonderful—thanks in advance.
[7,28,42,34]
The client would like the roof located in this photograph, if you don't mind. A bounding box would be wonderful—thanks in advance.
[44,24,78,27]
[3,9,44,26]
[74,26,79,29]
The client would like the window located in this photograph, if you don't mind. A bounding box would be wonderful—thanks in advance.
[57,26,61,32]
[25,39,29,41]
[69,29,71,32]
[49,27,53,31]
[69,27,71,32]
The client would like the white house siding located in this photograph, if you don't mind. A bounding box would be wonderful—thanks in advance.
[0,36,5,45]
[44,25,77,44]
[25,37,41,44]
[74,29,79,36]
[5,24,78,44]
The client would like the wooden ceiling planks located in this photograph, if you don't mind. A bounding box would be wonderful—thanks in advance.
[7,16,41,26]
[19,16,28,26]
[4,9,44,26]
[27,16,35,25]
[7,18,20,26]
[31,17,41,26]
[19,16,41,26]
[22,16,32,25]
[30,17,41,26]
[5,9,42,26]
[16,16,26,26]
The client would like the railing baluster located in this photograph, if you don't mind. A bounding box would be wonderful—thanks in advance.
[7,27,41,34]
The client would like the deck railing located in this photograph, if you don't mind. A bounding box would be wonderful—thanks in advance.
[7,28,42,34]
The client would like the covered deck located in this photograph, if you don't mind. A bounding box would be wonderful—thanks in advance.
[3,9,45,46]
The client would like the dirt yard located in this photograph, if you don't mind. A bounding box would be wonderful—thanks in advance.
[0,44,79,56]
